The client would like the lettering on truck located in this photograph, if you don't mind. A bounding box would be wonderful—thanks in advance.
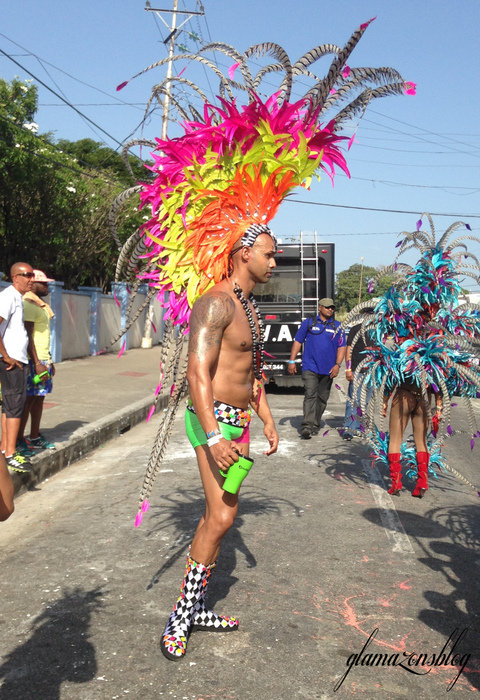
[264,323,300,342]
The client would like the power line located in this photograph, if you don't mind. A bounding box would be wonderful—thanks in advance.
[361,115,480,161]
[0,48,136,152]
[0,32,145,112]
[347,157,480,169]
[287,197,480,219]
[368,107,480,156]
[39,102,148,107]
[337,171,480,192]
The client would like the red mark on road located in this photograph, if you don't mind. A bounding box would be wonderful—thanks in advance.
[342,593,411,652]
[397,578,413,590]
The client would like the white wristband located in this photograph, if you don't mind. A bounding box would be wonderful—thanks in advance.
[207,435,221,447]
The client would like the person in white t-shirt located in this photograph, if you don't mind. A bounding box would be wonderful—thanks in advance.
[0,263,36,473]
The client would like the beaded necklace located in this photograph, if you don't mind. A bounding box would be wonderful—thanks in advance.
[233,283,265,380]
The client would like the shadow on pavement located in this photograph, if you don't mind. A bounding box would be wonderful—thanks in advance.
[361,505,480,690]
[0,587,104,700]
[144,487,302,608]
[47,420,89,442]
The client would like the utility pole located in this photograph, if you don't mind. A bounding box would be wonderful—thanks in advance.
[144,1,204,139]
[358,257,364,304]
[141,1,204,348]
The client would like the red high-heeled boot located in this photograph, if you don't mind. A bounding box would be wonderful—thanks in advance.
[412,451,429,498]
[387,453,403,495]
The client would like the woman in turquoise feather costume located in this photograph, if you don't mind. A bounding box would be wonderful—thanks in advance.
[341,214,480,497]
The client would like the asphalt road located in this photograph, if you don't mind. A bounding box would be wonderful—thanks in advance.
[0,388,479,699]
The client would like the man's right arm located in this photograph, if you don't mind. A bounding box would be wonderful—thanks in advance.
[287,340,302,375]
[187,292,240,469]
[0,455,14,521]
[0,316,21,370]
[288,320,307,375]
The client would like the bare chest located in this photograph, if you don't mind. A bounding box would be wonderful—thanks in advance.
[223,303,259,354]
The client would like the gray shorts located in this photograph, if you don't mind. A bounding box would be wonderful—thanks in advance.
[0,362,28,418]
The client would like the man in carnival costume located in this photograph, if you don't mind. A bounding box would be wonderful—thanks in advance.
[111,18,414,660]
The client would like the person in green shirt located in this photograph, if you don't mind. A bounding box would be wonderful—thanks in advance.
[17,270,56,453]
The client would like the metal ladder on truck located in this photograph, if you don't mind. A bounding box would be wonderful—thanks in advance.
[300,229,319,321]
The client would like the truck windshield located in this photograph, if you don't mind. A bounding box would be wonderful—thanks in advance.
[254,270,302,303]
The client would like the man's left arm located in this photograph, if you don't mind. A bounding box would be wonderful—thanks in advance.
[250,388,278,456]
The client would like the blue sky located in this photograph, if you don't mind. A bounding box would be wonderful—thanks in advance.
[1,0,480,287]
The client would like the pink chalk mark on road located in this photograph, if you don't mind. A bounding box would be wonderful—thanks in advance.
[342,593,411,652]
[378,594,398,608]
[397,578,412,590]
[339,592,479,690]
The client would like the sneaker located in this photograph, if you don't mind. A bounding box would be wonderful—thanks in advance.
[28,434,56,450]
[6,453,33,473]
[342,432,353,441]
[301,428,312,440]
[16,439,35,457]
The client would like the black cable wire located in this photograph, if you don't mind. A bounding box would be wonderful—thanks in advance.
[0,47,143,158]
[0,32,145,112]
[287,197,480,219]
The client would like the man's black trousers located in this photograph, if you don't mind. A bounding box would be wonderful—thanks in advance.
[301,370,333,432]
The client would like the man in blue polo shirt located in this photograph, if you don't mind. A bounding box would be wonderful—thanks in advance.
[287,298,346,439]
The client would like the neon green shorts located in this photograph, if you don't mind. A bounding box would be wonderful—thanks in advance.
[185,408,247,449]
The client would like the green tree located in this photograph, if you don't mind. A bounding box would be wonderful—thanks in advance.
[335,263,397,314]
[56,137,150,187]
[0,77,148,290]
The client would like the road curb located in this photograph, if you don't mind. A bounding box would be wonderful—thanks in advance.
[10,393,169,497]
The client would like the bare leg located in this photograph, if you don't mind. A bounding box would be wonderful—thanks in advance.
[411,398,429,497]
[0,453,14,521]
[18,396,34,441]
[190,442,248,565]
[4,417,21,457]
[0,413,6,453]
[411,399,429,452]
[388,389,417,452]
[161,441,247,660]
[29,396,45,439]
[386,389,417,494]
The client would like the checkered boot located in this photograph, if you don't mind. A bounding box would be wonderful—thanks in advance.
[161,556,238,661]
[191,560,239,633]
[161,556,205,661]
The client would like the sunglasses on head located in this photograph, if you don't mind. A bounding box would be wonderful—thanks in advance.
[16,272,35,279]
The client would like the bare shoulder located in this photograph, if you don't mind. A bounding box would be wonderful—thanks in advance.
[189,290,235,358]
[190,290,235,330]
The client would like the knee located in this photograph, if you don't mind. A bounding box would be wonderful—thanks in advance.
[206,506,237,537]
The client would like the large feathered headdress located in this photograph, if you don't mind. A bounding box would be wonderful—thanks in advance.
[111,17,414,328]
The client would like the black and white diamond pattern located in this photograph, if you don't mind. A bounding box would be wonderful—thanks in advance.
[161,557,239,660]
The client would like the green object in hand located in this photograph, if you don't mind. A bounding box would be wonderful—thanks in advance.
[219,455,254,494]
[33,370,49,385]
